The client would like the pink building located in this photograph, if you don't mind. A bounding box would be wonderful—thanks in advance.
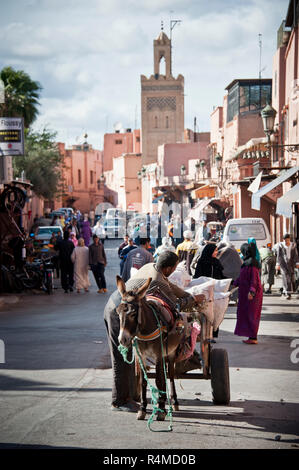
[206,78,273,229]
[140,134,210,213]
[103,128,142,209]
[51,141,104,214]
[103,129,141,172]
[255,1,299,241]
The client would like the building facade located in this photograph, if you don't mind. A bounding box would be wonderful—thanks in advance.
[51,141,104,214]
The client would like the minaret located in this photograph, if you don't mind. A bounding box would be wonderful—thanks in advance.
[140,28,184,166]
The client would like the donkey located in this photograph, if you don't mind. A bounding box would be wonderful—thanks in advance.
[116,275,185,421]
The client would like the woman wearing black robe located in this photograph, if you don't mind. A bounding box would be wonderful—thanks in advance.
[193,243,224,280]
[193,243,225,339]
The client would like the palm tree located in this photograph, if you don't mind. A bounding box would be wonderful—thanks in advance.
[0,66,42,128]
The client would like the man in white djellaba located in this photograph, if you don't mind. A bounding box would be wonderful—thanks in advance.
[71,238,90,293]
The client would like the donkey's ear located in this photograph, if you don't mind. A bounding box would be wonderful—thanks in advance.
[116,275,126,296]
[136,277,152,299]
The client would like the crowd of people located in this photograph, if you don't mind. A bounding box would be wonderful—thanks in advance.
[45,211,107,294]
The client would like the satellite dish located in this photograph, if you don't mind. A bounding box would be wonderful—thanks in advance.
[113,122,123,132]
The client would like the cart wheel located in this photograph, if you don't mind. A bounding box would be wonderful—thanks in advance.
[210,348,230,405]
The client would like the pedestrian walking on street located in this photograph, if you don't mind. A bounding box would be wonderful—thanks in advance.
[121,237,154,282]
[89,234,107,293]
[118,235,129,257]
[193,243,224,280]
[274,234,299,299]
[70,231,78,247]
[119,238,137,275]
[176,230,198,265]
[71,238,90,293]
[55,230,74,293]
[260,244,276,294]
[80,214,92,247]
[233,242,263,344]
[193,242,225,340]
[153,236,175,261]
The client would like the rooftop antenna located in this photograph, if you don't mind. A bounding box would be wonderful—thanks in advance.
[258,33,262,79]
[169,12,182,76]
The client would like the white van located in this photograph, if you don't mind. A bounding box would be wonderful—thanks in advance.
[222,218,271,252]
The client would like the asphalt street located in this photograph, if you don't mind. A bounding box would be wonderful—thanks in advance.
[0,238,298,450]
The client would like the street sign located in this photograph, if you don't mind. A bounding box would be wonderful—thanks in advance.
[0,117,24,156]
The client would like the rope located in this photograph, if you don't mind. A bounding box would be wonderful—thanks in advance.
[118,305,173,432]
[118,343,135,364]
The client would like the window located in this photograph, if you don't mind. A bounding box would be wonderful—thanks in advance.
[166,116,169,128]
[136,136,140,142]
[90,171,93,185]
[227,81,272,122]
[228,223,266,241]
[154,116,158,128]
[227,82,239,122]
[115,139,122,144]
[78,169,82,184]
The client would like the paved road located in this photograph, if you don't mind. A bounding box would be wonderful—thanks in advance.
[0,238,299,450]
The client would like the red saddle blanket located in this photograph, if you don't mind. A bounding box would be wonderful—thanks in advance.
[146,294,175,328]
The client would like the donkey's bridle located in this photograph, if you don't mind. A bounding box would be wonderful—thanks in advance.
[119,299,167,342]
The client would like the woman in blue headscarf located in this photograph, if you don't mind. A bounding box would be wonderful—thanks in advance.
[233,242,263,344]
[247,238,261,269]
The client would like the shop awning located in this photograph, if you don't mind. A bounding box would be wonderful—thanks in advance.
[251,166,299,210]
[189,198,213,219]
[276,182,299,218]
[192,185,216,199]
[247,171,263,193]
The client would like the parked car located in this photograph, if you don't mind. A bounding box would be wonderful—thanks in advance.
[57,207,74,218]
[48,210,65,219]
[104,218,127,239]
[222,218,271,252]
[35,226,63,246]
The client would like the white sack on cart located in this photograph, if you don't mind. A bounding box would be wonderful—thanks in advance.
[169,261,192,288]
[213,291,231,331]
[188,276,232,293]
[185,279,215,324]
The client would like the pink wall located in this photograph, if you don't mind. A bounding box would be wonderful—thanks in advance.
[210,106,223,149]
[158,138,210,177]
[55,143,104,213]
[103,129,140,172]
[284,25,299,164]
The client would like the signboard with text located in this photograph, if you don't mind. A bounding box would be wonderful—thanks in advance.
[0,117,24,156]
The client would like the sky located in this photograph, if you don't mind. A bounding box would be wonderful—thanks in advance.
[0,0,290,150]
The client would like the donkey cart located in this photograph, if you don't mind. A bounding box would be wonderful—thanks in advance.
[145,312,231,406]
[145,287,238,407]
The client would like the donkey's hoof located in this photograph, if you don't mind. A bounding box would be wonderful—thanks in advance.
[156,411,166,421]
[137,410,146,420]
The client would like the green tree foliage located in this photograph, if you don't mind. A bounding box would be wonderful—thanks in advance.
[0,66,42,128]
[13,128,65,200]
